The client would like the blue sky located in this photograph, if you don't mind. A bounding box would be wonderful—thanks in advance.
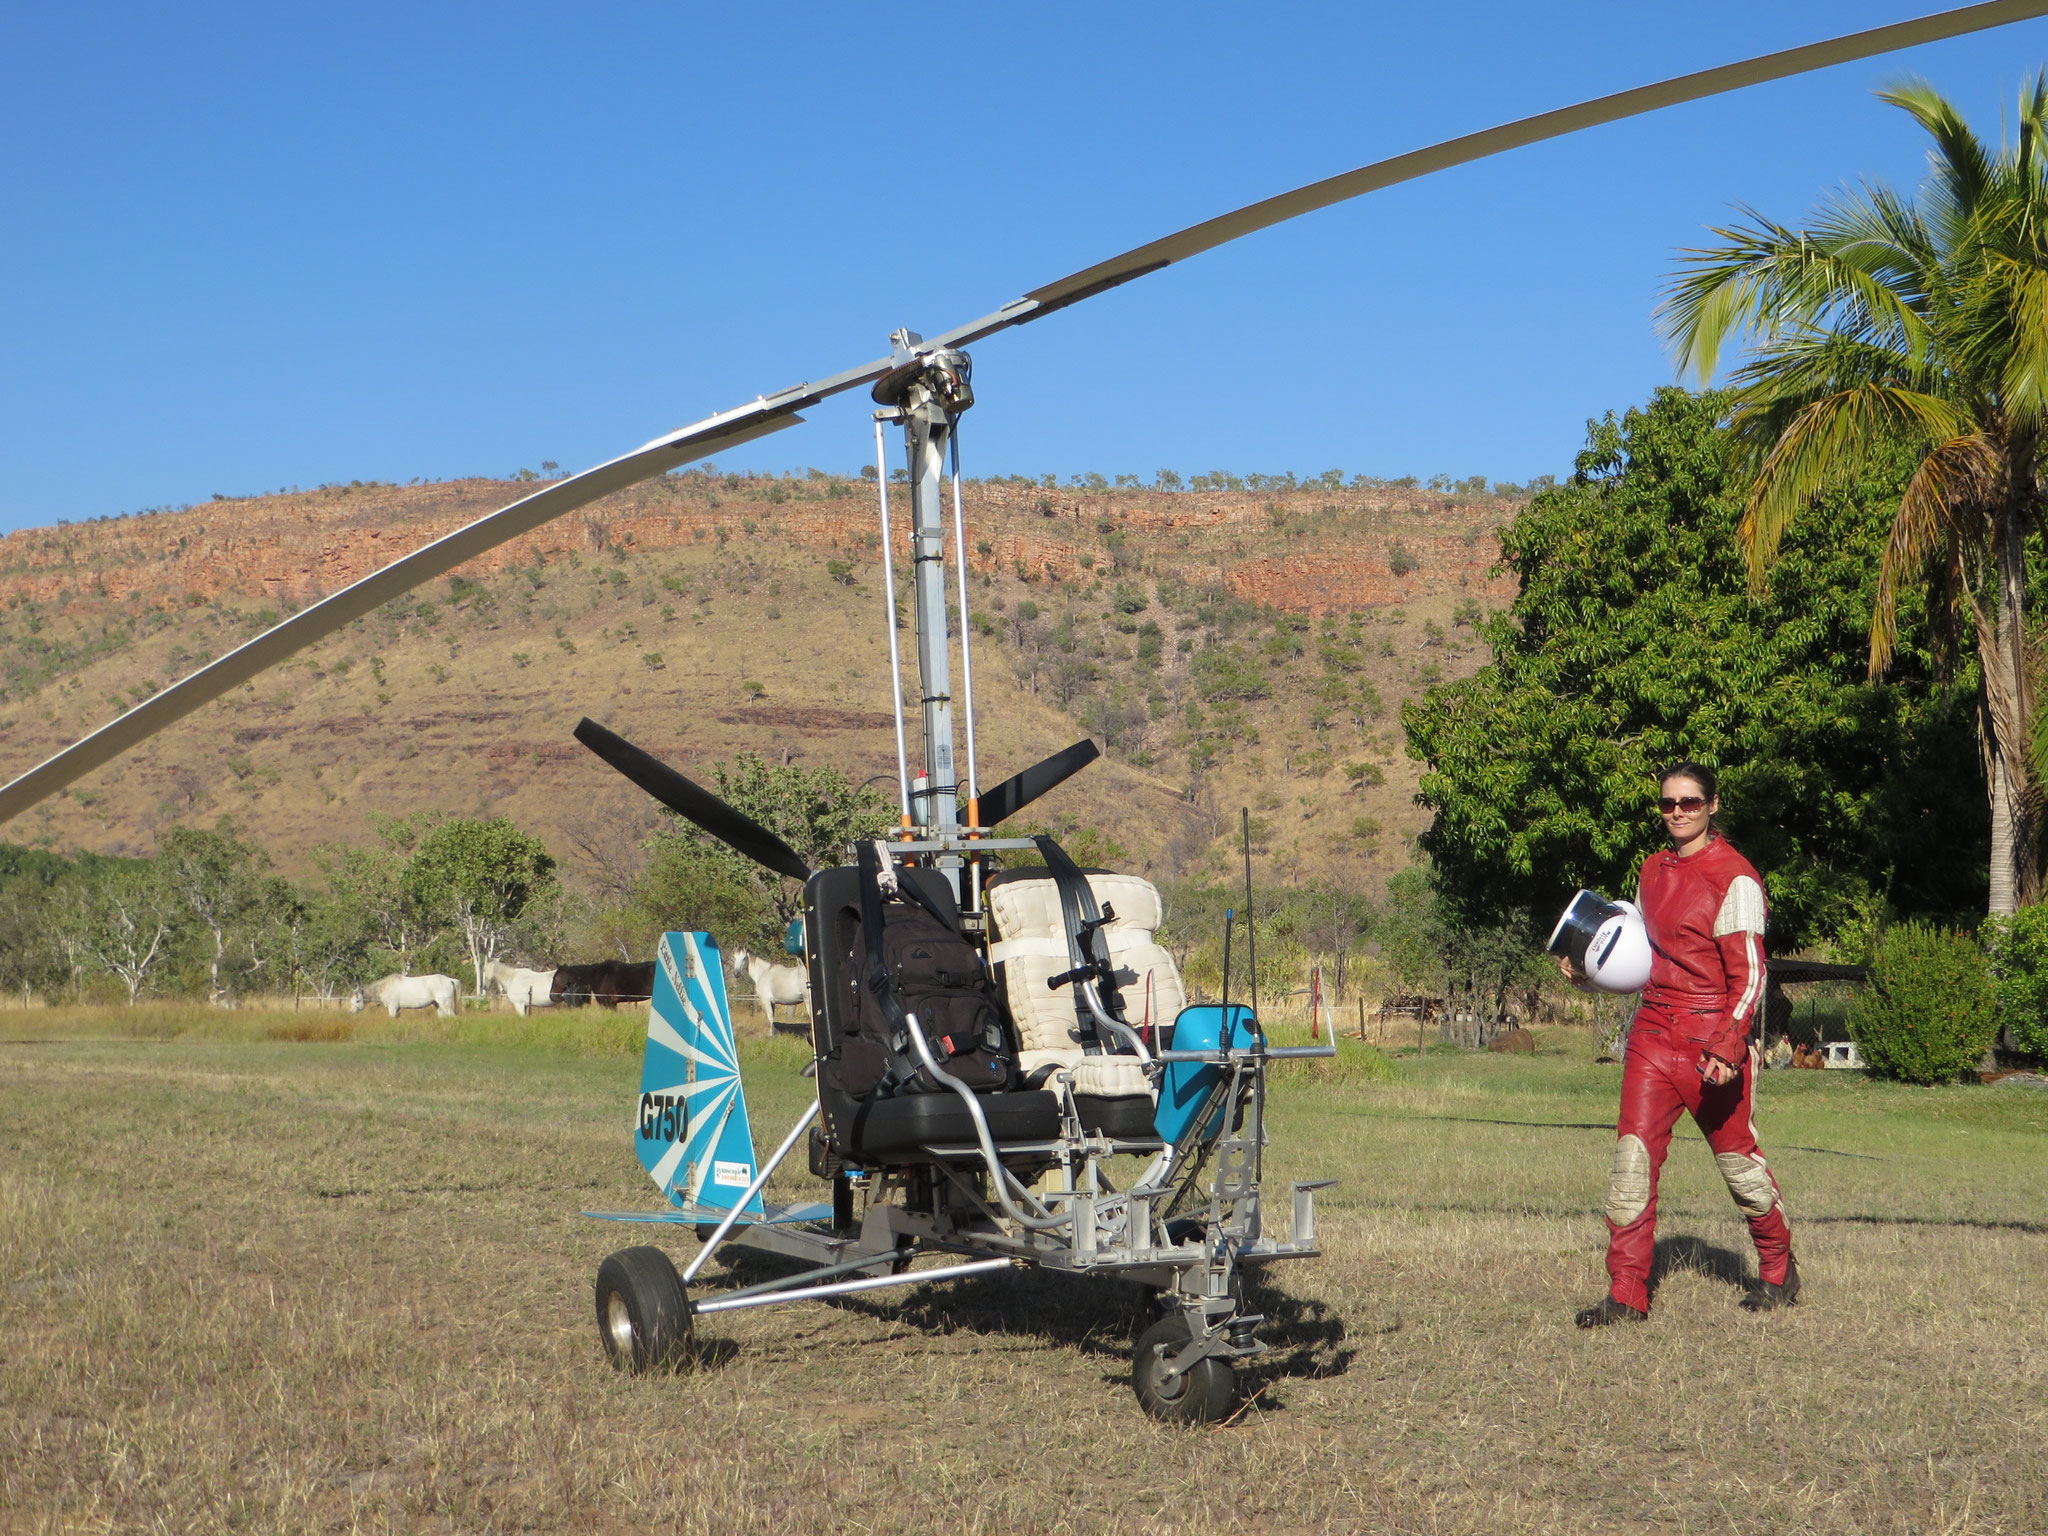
[5,2,2048,533]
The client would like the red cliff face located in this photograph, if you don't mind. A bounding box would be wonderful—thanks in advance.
[0,476,1513,615]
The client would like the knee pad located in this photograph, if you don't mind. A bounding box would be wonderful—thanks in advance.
[1603,1134,1652,1225]
[1715,1151,1780,1219]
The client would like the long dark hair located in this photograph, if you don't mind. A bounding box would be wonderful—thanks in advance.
[1658,759,1722,835]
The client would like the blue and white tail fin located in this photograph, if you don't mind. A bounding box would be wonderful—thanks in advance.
[635,932,766,1222]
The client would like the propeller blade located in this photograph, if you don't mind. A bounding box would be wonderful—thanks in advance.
[7,1,2040,825]
[572,718,812,884]
[973,739,1101,828]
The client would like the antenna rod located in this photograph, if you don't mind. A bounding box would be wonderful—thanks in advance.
[1242,808,1257,1020]
[872,416,913,826]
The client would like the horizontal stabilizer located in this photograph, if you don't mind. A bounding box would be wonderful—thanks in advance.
[582,1202,836,1228]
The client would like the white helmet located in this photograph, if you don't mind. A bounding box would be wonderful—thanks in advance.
[1547,889,1652,994]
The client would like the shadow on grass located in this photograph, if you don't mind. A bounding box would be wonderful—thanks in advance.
[1337,1109,1882,1159]
[1650,1234,1751,1296]
[1805,1212,2048,1236]
[690,1244,1355,1404]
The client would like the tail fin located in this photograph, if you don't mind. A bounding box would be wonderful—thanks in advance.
[633,932,765,1222]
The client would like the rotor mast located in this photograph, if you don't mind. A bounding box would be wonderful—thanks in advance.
[873,332,976,856]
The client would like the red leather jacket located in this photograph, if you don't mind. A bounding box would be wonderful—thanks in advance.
[1635,835,1767,1063]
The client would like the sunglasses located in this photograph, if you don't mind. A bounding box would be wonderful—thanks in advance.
[1659,795,1708,814]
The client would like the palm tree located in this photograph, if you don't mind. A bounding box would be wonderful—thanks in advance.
[1662,76,2048,915]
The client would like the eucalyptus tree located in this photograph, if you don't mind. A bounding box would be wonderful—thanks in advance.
[158,821,267,1001]
[1662,76,2048,913]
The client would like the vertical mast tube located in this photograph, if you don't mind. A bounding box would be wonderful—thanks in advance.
[948,431,980,811]
[872,417,913,825]
[904,399,958,837]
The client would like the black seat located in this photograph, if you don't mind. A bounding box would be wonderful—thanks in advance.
[843,1091,1063,1156]
[1072,1094,1160,1140]
[804,864,1061,1164]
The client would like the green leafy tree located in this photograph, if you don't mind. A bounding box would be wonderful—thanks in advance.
[0,843,126,1002]
[650,754,895,945]
[628,838,772,956]
[64,862,182,1005]
[1983,904,2048,1057]
[1404,388,1983,950]
[315,810,440,974]
[402,818,558,998]
[1291,881,1377,1003]
[1662,77,2048,913]
[158,820,268,1001]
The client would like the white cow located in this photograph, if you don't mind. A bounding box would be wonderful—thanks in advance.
[348,973,460,1018]
[729,947,811,1030]
[485,960,559,1017]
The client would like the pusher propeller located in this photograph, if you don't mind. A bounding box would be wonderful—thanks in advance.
[5,0,2046,825]
[573,718,813,885]
[971,739,1101,830]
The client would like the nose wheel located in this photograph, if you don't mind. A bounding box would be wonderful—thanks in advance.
[1131,1314,1241,1424]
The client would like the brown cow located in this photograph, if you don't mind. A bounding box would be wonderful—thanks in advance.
[551,961,657,1009]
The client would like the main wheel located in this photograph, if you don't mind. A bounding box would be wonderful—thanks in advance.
[1132,1314,1240,1424]
[595,1246,693,1373]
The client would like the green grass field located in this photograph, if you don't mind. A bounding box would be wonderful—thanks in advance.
[3,1009,2044,1534]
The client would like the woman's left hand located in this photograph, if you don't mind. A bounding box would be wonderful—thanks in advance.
[1697,1053,1738,1087]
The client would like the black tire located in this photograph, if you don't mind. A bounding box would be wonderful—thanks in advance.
[1132,1314,1240,1424]
[595,1246,693,1373]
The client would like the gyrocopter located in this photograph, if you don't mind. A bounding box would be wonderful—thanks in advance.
[3,0,2045,1424]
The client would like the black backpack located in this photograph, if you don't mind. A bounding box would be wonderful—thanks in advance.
[837,843,1014,1099]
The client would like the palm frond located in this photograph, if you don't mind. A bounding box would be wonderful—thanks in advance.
[1880,79,1993,235]
[1870,433,2001,676]
[1661,209,1932,381]
[1737,386,1968,587]
[2016,69,2048,191]
[1808,186,1941,309]
[1982,257,2048,434]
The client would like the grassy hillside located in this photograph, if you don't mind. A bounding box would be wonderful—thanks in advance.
[0,473,1516,891]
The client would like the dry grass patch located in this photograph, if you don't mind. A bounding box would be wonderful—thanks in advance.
[1,1022,2043,1533]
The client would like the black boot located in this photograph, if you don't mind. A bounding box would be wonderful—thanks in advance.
[1574,1295,1648,1328]
[1740,1256,1801,1312]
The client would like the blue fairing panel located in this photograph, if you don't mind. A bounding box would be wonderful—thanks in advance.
[1155,1004,1258,1143]
[633,932,765,1220]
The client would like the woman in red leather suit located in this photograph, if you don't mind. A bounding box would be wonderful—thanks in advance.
[1571,762,1799,1327]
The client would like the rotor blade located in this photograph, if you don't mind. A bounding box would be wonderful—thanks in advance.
[930,0,2048,347]
[572,718,812,884]
[0,405,831,825]
[973,739,1101,828]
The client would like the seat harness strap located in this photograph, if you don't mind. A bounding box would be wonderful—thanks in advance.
[856,840,971,1091]
[1031,834,1126,1052]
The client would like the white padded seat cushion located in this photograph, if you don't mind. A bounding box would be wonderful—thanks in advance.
[988,873,1164,938]
[987,872,1186,1099]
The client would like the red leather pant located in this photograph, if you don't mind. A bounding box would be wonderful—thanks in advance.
[1603,1009,1792,1312]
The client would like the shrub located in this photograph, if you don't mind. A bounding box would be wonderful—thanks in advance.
[1190,645,1270,701]
[1984,906,2048,1058]
[1848,921,1996,1083]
